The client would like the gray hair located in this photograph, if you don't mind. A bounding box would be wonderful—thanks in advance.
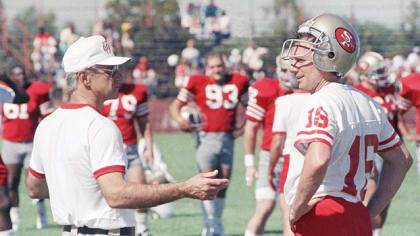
[65,72,78,95]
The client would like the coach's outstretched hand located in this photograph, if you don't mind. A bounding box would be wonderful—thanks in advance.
[181,170,229,200]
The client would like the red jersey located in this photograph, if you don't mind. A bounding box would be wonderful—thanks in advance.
[245,78,289,150]
[177,73,248,132]
[2,81,50,142]
[353,83,397,127]
[101,83,149,145]
[399,73,420,133]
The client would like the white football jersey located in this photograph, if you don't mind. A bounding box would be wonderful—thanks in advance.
[284,83,401,205]
[272,92,311,155]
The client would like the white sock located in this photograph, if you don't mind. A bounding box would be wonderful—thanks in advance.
[244,230,262,236]
[373,228,382,236]
[134,212,149,235]
[0,229,14,236]
[214,198,225,235]
[36,200,48,229]
[9,207,19,231]
[202,200,216,234]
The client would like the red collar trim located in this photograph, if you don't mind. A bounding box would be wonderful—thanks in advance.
[60,104,100,112]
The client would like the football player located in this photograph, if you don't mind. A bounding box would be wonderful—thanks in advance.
[354,51,398,236]
[101,77,153,236]
[281,13,411,235]
[242,56,292,236]
[170,52,248,236]
[269,58,311,236]
[397,59,420,183]
[0,69,24,235]
[1,65,50,230]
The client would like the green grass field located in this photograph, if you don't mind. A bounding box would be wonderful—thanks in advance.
[13,133,420,236]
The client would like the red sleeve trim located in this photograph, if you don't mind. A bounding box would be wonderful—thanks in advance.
[29,168,45,179]
[297,130,334,140]
[93,165,126,179]
[378,141,402,153]
[272,131,286,135]
[176,98,188,105]
[294,138,333,148]
[379,132,397,145]
[245,116,261,122]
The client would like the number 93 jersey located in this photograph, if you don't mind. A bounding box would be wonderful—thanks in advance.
[284,83,401,205]
[101,83,149,145]
[176,73,248,132]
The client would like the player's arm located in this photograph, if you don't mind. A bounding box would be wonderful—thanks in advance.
[169,99,192,131]
[136,116,154,161]
[367,144,412,219]
[97,170,229,208]
[26,172,49,199]
[243,119,260,186]
[268,133,286,190]
[289,141,330,228]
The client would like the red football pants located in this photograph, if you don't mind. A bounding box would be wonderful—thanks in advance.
[294,196,372,236]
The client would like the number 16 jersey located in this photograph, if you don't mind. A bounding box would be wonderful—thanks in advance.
[284,83,401,205]
[176,74,248,132]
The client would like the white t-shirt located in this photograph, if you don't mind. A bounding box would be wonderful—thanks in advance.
[284,83,401,205]
[272,92,311,155]
[29,104,135,229]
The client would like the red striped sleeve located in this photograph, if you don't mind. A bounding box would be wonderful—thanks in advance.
[93,165,126,179]
[379,132,397,145]
[296,130,334,140]
[295,138,333,148]
[378,141,402,153]
[29,168,45,179]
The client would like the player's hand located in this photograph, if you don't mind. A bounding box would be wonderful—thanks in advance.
[181,170,229,200]
[289,197,322,233]
[179,119,193,132]
[396,95,412,111]
[245,166,258,187]
[143,148,154,164]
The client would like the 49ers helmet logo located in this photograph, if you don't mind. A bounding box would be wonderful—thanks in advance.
[335,28,356,53]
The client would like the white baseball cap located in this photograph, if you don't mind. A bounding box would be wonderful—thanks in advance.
[62,35,130,73]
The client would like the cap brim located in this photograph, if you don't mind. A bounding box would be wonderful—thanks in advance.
[95,56,131,66]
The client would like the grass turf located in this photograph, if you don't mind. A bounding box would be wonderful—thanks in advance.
[13,133,420,235]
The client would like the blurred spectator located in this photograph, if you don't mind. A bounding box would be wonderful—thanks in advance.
[204,0,219,18]
[181,39,200,64]
[242,40,256,66]
[406,52,420,73]
[133,56,158,95]
[218,11,231,39]
[121,22,135,57]
[31,26,57,80]
[209,10,231,48]
[174,57,190,88]
[190,60,204,75]
[182,3,201,35]
[59,23,80,55]
[227,48,244,74]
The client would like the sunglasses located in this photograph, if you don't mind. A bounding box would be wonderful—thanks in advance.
[91,65,119,78]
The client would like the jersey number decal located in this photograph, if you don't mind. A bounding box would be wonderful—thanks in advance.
[104,95,137,119]
[3,103,29,119]
[305,106,328,128]
[342,134,377,197]
[248,87,258,105]
[205,84,238,109]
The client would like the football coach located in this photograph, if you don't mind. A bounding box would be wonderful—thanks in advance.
[25,35,229,236]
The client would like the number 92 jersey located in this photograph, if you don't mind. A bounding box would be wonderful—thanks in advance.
[176,73,248,132]
[101,83,149,145]
[284,83,401,205]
